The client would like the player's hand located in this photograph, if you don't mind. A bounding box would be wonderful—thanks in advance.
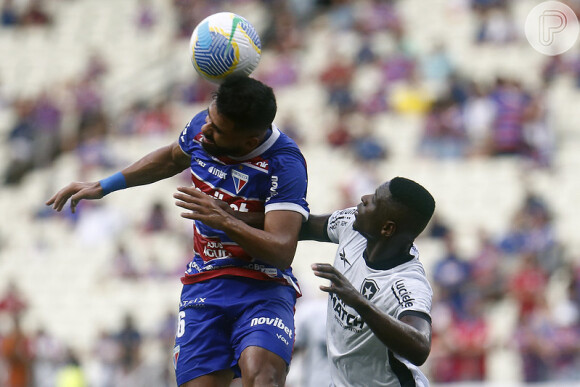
[312,263,366,308]
[174,186,234,229]
[45,181,104,213]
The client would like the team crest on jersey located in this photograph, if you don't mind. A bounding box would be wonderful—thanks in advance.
[232,170,249,193]
[173,345,180,370]
[361,279,379,301]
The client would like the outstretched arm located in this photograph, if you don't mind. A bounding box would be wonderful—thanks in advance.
[299,214,331,242]
[174,186,302,270]
[312,263,432,366]
[46,141,191,213]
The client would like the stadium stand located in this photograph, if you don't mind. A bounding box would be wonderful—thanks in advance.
[1,0,580,386]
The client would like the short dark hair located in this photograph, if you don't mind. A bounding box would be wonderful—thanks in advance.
[388,177,435,236]
[214,75,277,133]
[389,177,435,218]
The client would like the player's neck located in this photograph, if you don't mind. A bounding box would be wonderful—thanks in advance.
[364,239,414,270]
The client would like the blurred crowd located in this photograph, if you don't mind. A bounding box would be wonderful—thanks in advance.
[2,0,580,385]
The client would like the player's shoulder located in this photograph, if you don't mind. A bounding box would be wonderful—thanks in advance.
[328,207,357,227]
[268,126,304,157]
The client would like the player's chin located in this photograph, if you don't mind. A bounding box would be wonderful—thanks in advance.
[201,141,224,156]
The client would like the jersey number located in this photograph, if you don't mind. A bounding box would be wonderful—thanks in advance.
[177,311,186,338]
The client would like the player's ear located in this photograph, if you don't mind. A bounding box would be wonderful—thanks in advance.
[381,221,396,237]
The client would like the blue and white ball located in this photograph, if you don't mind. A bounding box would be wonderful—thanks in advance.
[189,12,262,83]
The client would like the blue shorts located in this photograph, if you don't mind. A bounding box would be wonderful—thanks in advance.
[173,277,297,385]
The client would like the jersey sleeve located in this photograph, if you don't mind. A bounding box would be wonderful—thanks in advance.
[392,272,433,322]
[264,150,309,220]
[326,208,357,244]
[178,110,206,155]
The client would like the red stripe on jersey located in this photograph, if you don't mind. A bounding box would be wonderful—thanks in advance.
[190,172,264,211]
[181,267,291,286]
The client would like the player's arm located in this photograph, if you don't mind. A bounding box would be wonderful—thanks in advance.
[174,186,301,270]
[299,214,332,242]
[312,263,431,366]
[46,141,191,213]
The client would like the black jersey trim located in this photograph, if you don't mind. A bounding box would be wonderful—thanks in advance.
[364,250,414,270]
[399,310,432,325]
[388,350,416,387]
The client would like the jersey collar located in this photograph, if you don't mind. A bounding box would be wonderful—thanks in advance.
[227,125,280,161]
[363,249,415,270]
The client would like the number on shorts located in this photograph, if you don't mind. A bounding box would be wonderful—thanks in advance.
[177,311,186,338]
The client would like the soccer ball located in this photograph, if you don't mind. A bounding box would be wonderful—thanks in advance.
[189,12,262,83]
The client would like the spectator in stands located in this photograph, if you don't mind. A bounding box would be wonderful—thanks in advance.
[88,330,118,387]
[0,0,17,27]
[469,229,505,302]
[114,314,142,373]
[488,78,530,156]
[522,91,554,168]
[351,124,389,162]
[1,314,33,387]
[326,111,354,148]
[110,243,140,279]
[55,347,86,387]
[142,201,170,234]
[418,96,467,159]
[508,252,549,321]
[421,43,455,88]
[135,0,157,32]
[84,50,109,83]
[292,296,330,387]
[431,295,490,382]
[3,99,35,185]
[32,327,64,387]
[20,0,52,27]
[431,231,472,317]
[462,81,496,156]
[0,280,28,318]
[513,298,555,382]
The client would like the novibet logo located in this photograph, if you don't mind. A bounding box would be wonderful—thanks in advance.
[525,1,579,56]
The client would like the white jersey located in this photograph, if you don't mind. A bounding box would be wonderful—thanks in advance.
[325,208,433,387]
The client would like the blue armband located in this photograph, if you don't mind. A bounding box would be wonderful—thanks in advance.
[99,172,127,196]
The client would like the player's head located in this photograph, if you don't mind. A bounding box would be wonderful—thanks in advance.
[353,177,435,242]
[200,76,277,157]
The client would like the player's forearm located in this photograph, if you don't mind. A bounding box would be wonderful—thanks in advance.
[222,217,298,269]
[299,214,331,241]
[121,145,188,187]
[354,301,431,366]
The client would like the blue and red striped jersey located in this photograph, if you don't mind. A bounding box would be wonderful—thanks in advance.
[178,110,309,294]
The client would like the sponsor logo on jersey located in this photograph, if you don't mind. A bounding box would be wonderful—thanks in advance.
[173,345,180,370]
[330,292,364,331]
[361,279,379,301]
[268,175,279,200]
[202,240,231,260]
[339,249,351,267]
[250,316,293,340]
[232,169,249,193]
[392,279,415,308]
[180,298,207,308]
[208,166,227,179]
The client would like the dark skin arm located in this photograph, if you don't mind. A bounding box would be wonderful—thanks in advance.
[46,141,191,213]
[312,263,432,366]
[298,214,331,241]
[174,186,302,270]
